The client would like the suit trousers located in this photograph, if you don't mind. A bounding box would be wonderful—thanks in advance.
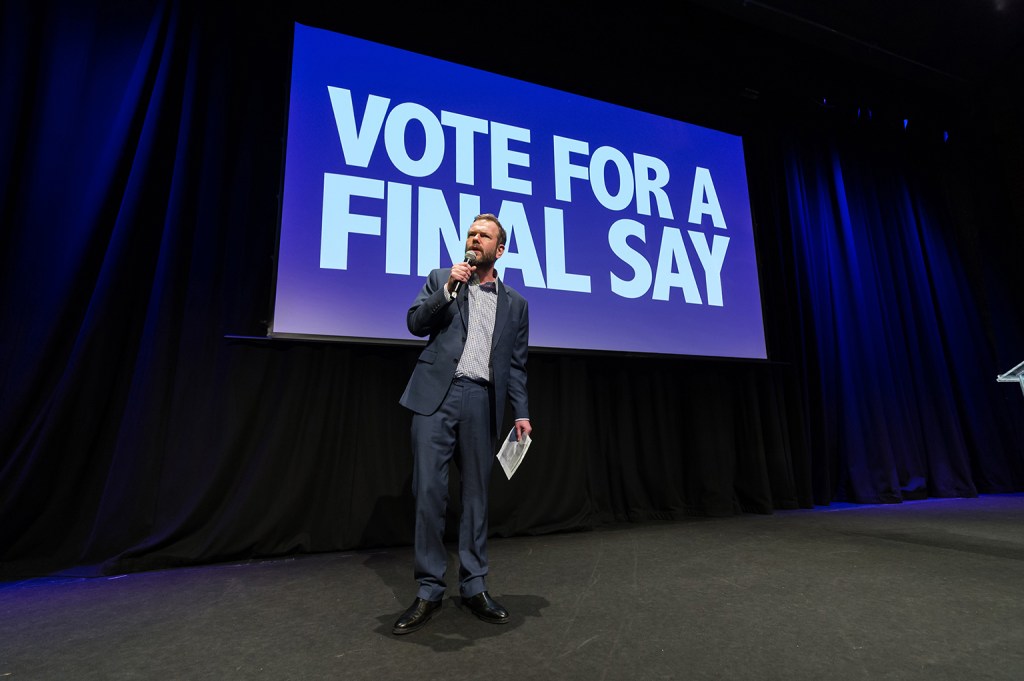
[410,377,494,601]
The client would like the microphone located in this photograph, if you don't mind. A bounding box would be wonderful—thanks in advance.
[451,251,478,297]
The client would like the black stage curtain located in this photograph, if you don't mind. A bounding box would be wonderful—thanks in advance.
[2,1,1022,578]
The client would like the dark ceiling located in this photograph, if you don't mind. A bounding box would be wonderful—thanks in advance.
[295,1,1024,135]
[698,0,1024,93]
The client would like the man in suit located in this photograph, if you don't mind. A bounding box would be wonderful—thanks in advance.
[393,213,532,635]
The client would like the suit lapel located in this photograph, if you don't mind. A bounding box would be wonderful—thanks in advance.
[492,279,510,349]
[457,281,470,329]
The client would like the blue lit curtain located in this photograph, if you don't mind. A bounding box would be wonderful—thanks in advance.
[0,0,296,575]
[780,122,1024,502]
[1,1,1021,579]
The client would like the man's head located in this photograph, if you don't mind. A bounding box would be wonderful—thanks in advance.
[466,213,506,270]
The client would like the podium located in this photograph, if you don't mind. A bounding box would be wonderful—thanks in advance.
[997,359,1024,399]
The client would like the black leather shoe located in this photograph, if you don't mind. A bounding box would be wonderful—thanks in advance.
[461,591,509,624]
[392,597,442,635]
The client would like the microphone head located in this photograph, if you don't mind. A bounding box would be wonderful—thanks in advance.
[464,251,478,264]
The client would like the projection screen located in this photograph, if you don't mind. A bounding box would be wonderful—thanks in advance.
[270,23,767,359]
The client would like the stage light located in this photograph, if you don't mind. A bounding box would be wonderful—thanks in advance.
[903,118,909,130]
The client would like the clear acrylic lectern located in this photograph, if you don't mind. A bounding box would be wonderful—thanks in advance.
[997,359,1024,399]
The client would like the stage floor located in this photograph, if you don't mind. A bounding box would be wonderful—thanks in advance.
[3,494,1023,680]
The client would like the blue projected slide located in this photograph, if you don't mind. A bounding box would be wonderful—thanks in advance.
[271,23,767,359]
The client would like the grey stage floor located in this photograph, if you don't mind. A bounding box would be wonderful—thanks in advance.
[2,494,1023,680]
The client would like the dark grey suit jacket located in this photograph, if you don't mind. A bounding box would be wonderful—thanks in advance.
[399,267,530,435]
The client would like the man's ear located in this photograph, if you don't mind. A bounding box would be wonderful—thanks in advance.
[495,243,505,259]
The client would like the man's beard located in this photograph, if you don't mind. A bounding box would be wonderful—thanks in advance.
[471,248,497,270]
